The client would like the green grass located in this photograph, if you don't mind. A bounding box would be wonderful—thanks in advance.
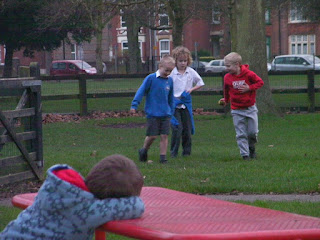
[1,113,320,235]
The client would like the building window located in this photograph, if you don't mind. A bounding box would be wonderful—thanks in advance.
[289,6,308,23]
[71,44,77,60]
[159,39,170,58]
[122,41,129,50]
[265,10,271,24]
[212,9,221,24]
[159,14,169,26]
[266,37,271,61]
[120,15,126,28]
[289,35,315,55]
[121,41,142,57]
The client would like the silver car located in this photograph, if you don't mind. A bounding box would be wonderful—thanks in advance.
[271,54,320,71]
[205,59,226,73]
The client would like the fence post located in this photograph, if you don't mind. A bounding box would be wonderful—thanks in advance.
[307,70,315,112]
[78,75,88,116]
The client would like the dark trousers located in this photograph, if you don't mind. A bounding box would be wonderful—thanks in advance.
[170,108,192,157]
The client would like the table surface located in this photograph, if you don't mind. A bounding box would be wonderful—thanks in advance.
[12,186,320,240]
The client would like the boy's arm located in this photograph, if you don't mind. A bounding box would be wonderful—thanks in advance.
[131,76,150,110]
[169,79,175,115]
[86,196,145,228]
[222,77,230,104]
[188,69,205,93]
[248,72,264,90]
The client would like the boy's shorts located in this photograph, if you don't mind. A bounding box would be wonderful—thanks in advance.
[146,117,170,136]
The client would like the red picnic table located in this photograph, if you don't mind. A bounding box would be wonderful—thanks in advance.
[12,186,320,240]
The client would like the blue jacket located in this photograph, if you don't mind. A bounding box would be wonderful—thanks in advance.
[171,91,195,135]
[1,165,145,240]
[131,72,174,118]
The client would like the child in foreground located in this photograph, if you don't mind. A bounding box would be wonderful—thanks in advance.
[219,52,264,160]
[130,55,175,164]
[1,154,145,240]
[170,46,205,158]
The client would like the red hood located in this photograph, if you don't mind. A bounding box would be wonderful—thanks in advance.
[53,168,89,192]
[236,64,250,77]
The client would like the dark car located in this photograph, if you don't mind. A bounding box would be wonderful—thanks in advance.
[190,61,207,73]
[50,60,97,76]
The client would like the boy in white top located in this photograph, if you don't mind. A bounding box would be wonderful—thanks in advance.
[170,46,205,158]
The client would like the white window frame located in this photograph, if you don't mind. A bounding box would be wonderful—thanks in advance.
[120,15,126,28]
[289,6,308,23]
[122,41,129,51]
[158,14,169,33]
[159,39,170,58]
[212,9,221,24]
[159,14,169,26]
[71,44,77,60]
[121,41,142,57]
[289,35,315,55]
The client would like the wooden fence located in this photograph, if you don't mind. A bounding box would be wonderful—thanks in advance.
[0,78,43,185]
[39,71,319,115]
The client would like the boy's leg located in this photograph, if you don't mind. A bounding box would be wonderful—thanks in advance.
[247,106,259,158]
[160,135,168,155]
[170,109,182,157]
[181,108,192,156]
[231,110,249,158]
[139,118,158,162]
[160,117,170,163]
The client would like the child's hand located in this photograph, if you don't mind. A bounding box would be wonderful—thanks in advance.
[238,83,250,93]
[218,98,226,106]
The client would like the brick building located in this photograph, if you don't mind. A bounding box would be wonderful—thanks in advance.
[1,3,320,74]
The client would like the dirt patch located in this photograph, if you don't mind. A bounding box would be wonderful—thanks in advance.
[0,180,43,202]
[97,122,146,128]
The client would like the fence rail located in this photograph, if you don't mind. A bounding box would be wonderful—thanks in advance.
[36,70,320,115]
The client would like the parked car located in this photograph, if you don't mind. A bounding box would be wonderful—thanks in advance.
[270,54,320,71]
[50,60,97,76]
[205,59,226,73]
[190,61,207,73]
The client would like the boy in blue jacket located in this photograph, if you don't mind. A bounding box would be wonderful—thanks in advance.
[1,154,145,240]
[130,55,175,164]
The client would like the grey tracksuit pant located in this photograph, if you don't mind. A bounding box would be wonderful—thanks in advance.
[231,105,258,157]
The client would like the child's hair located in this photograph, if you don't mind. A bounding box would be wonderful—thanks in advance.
[85,154,144,199]
[224,52,242,65]
[172,46,193,66]
[159,54,175,68]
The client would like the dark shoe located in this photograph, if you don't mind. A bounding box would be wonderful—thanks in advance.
[249,146,256,159]
[138,148,148,162]
[242,156,250,160]
[170,153,177,158]
[160,159,168,164]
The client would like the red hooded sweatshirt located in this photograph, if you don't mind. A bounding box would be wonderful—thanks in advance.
[224,64,264,110]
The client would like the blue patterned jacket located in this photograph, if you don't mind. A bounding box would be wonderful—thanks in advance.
[1,164,145,240]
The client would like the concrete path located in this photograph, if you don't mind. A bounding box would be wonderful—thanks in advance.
[205,194,320,202]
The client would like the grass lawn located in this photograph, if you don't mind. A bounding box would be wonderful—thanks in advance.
[1,113,320,235]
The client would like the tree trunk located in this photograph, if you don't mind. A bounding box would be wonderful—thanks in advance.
[95,28,104,74]
[3,44,14,78]
[167,0,184,47]
[172,19,184,47]
[95,8,104,74]
[126,13,142,73]
[230,0,280,115]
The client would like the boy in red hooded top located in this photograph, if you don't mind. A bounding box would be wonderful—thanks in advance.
[219,52,264,160]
